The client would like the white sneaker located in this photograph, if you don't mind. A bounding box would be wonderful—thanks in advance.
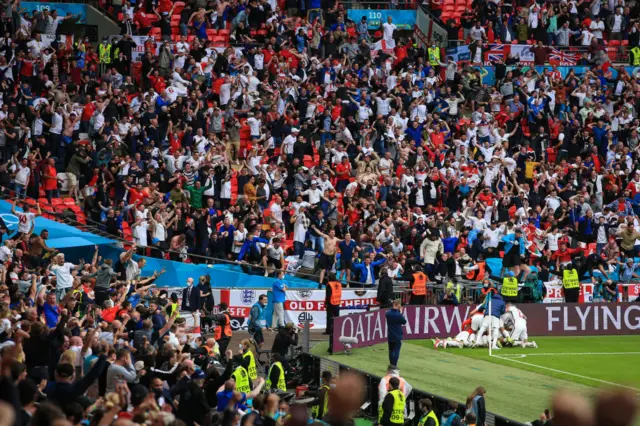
[532,342,538,349]
[491,345,501,350]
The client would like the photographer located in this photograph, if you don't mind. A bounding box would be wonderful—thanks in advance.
[271,322,298,371]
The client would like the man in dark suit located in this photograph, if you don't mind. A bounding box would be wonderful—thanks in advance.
[386,299,407,367]
[182,278,201,312]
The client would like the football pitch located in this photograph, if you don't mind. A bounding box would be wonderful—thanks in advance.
[310,336,640,424]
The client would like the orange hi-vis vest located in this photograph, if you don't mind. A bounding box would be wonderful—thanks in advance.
[328,281,342,306]
[466,262,486,281]
[412,272,427,295]
[214,313,232,340]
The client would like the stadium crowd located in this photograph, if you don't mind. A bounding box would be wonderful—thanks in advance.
[0,0,638,424]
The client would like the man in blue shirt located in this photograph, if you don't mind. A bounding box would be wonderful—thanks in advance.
[272,271,287,328]
[404,120,424,146]
[338,233,359,283]
[215,377,265,412]
[352,254,387,286]
[386,299,406,367]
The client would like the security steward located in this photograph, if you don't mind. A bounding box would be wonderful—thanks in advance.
[265,353,287,392]
[231,361,252,395]
[418,398,439,426]
[500,271,519,303]
[212,302,233,357]
[562,263,580,303]
[379,377,406,426]
[166,293,181,318]
[409,267,428,305]
[308,370,332,419]
[240,339,258,380]
[325,273,342,354]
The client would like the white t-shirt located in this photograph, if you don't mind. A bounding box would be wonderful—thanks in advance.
[51,262,75,290]
[15,165,30,187]
[220,83,232,105]
[382,22,396,42]
[51,112,63,134]
[134,220,149,246]
[16,211,35,233]
[581,30,594,46]
[303,188,323,205]
[247,117,261,137]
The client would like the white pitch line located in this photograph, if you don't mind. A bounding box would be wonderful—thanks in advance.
[491,354,640,392]
[495,352,640,357]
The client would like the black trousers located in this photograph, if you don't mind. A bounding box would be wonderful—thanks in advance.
[218,337,231,357]
[564,287,580,303]
[94,288,110,308]
[327,304,340,353]
[409,294,425,305]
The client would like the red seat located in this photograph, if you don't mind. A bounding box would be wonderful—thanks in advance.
[609,40,620,46]
[63,197,76,205]
[50,198,63,206]
[218,29,230,36]
[212,35,227,46]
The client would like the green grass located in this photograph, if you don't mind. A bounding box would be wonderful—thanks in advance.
[311,336,640,424]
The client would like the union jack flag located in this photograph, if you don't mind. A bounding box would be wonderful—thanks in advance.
[549,48,579,66]
[484,44,507,63]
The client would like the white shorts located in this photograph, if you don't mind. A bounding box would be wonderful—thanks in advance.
[480,316,500,330]
[510,321,528,341]
[471,314,484,331]
[455,331,470,343]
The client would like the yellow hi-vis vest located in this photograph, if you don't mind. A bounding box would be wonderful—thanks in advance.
[501,277,518,297]
[428,47,440,64]
[311,384,330,418]
[266,361,287,391]
[563,269,580,289]
[379,389,405,424]
[232,366,251,394]
[631,46,640,66]
[167,302,180,318]
[446,281,461,301]
[243,350,257,380]
[99,43,112,64]
[419,411,440,426]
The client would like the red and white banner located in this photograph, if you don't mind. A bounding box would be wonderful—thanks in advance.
[543,281,594,303]
[160,288,378,331]
[283,290,378,329]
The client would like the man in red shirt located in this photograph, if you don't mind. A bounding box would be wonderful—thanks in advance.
[134,4,152,35]
[335,156,352,192]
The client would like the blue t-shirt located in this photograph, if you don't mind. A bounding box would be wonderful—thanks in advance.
[272,280,286,303]
[339,240,357,260]
[216,390,247,412]
[43,303,60,328]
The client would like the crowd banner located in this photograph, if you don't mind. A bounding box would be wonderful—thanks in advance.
[347,9,416,31]
[415,6,448,48]
[160,288,379,331]
[457,65,640,86]
[332,303,640,352]
[283,290,378,329]
[109,35,245,62]
[22,2,87,22]
[543,281,593,303]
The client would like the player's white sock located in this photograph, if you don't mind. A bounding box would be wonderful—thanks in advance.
[501,329,509,339]
[446,340,463,348]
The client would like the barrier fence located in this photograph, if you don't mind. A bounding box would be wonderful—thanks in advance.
[331,302,640,352]
[300,351,526,426]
